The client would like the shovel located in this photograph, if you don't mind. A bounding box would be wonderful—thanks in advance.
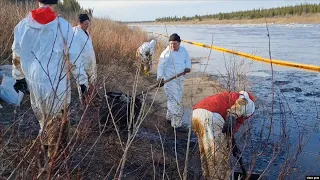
[136,71,186,97]
[232,137,260,180]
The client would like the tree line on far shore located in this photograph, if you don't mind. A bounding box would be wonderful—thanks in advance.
[155,3,320,22]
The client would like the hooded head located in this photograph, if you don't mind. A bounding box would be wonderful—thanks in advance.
[228,91,255,118]
[32,0,58,25]
[149,39,156,48]
[238,91,255,116]
[148,39,157,54]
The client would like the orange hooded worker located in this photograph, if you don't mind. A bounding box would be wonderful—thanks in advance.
[191,90,255,179]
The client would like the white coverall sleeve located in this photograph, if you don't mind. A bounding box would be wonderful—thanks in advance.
[157,51,167,80]
[185,50,191,69]
[11,21,25,80]
[67,26,88,86]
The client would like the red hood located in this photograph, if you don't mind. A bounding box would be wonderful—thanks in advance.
[31,7,56,24]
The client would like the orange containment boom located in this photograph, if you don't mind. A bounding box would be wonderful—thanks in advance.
[153,32,320,72]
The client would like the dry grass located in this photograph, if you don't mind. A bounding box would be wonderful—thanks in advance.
[0,1,35,62]
[90,18,147,68]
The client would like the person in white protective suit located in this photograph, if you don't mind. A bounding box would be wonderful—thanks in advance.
[12,0,88,158]
[157,33,191,132]
[136,39,157,76]
[73,13,97,106]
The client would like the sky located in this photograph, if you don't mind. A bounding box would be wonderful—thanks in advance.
[78,0,320,21]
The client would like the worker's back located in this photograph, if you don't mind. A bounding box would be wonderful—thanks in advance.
[13,13,73,84]
[193,92,243,120]
[12,7,87,117]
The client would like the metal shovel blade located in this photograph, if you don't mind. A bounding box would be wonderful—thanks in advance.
[234,172,260,180]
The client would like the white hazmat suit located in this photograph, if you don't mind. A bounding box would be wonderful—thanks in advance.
[137,39,156,75]
[12,11,88,156]
[157,46,191,128]
[72,26,97,101]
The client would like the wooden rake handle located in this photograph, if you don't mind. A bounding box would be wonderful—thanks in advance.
[136,71,186,97]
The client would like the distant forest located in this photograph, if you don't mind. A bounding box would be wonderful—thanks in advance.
[155,3,320,22]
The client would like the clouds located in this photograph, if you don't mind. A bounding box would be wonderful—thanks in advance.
[78,1,219,21]
[78,0,320,21]
[78,1,192,8]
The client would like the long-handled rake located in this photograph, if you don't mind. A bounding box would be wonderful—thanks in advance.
[232,137,260,180]
[136,71,186,97]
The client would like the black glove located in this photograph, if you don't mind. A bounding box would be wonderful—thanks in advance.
[222,114,237,137]
[80,84,87,95]
[157,78,164,87]
[184,68,191,74]
[13,78,29,94]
